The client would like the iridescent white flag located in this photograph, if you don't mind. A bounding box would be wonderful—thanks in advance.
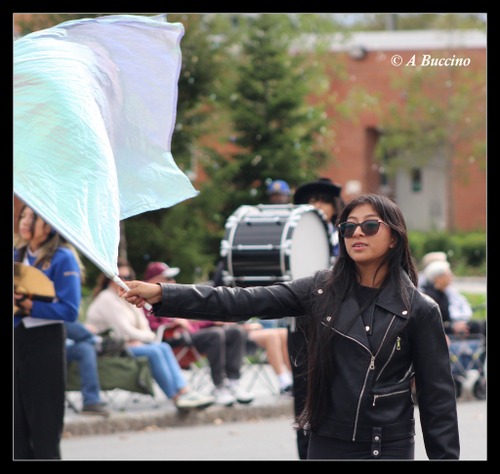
[14,14,197,277]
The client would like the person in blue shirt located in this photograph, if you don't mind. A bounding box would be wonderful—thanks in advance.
[14,204,83,459]
[65,321,110,416]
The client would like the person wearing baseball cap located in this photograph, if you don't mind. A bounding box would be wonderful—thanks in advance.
[144,261,180,281]
[266,179,291,204]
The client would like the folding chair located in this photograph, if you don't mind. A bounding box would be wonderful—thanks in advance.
[242,339,279,395]
[156,323,214,394]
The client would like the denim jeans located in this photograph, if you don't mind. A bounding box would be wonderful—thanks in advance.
[65,321,103,407]
[66,340,103,406]
[129,342,186,399]
[65,321,96,344]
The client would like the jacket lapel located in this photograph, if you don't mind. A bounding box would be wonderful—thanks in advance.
[331,295,371,346]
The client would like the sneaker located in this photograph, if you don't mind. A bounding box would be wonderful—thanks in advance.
[175,390,214,411]
[280,384,293,397]
[213,386,237,407]
[81,403,110,417]
[227,381,254,404]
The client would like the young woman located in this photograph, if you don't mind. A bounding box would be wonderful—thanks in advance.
[86,260,214,411]
[14,205,83,459]
[119,194,460,460]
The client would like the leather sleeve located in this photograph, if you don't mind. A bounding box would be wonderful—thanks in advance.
[153,277,314,323]
[411,292,460,459]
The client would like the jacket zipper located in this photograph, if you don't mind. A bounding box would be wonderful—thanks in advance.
[350,315,396,441]
[372,389,410,406]
[337,333,372,442]
[374,316,398,382]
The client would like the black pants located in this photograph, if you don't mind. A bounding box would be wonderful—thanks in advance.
[287,326,309,460]
[308,433,415,460]
[191,325,247,387]
[14,323,66,459]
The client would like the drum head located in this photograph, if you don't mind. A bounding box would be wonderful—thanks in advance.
[288,209,331,279]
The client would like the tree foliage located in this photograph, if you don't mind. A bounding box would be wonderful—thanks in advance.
[229,14,331,198]
[127,13,342,282]
[375,61,486,176]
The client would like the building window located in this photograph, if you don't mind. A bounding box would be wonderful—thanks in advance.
[411,168,422,192]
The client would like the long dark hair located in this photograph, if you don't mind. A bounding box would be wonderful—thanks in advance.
[297,193,418,432]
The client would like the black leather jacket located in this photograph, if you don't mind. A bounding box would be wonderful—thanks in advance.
[154,270,459,459]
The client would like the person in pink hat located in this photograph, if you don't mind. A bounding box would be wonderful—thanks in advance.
[143,262,254,407]
[143,261,181,282]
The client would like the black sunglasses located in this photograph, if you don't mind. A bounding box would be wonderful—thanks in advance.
[338,219,389,238]
[118,275,132,281]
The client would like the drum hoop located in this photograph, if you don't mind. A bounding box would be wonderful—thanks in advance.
[279,210,298,277]
[280,205,329,277]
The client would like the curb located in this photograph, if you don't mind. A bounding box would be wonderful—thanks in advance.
[63,396,294,438]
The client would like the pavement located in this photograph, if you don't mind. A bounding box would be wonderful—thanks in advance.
[63,276,486,439]
[63,364,295,437]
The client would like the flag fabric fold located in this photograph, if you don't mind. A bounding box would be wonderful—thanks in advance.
[14,14,197,276]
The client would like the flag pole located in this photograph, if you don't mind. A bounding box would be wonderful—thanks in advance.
[111,275,152,311]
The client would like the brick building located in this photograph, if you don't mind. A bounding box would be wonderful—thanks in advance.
[293,30,486,232]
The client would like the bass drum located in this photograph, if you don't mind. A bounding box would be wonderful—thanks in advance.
[220,204,332,287]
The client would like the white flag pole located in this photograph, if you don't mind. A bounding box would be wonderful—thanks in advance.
[112,275,152,311]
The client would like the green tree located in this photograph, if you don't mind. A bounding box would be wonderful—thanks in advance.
[375,61,486,231]
[220,14,334,206]
[124,14,231,281]
[125,13,348,282]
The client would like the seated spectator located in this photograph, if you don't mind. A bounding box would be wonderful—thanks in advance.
[420,260,486,337]
[208,256,291,393]
[143,261,254,407]
[86,259,214,411]
[65,320,110,417]
[243,319,293,395]
[417,251,448,288]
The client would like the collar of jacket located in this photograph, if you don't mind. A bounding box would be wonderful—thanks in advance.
[326,272,414,335]
[375,272,414,318]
